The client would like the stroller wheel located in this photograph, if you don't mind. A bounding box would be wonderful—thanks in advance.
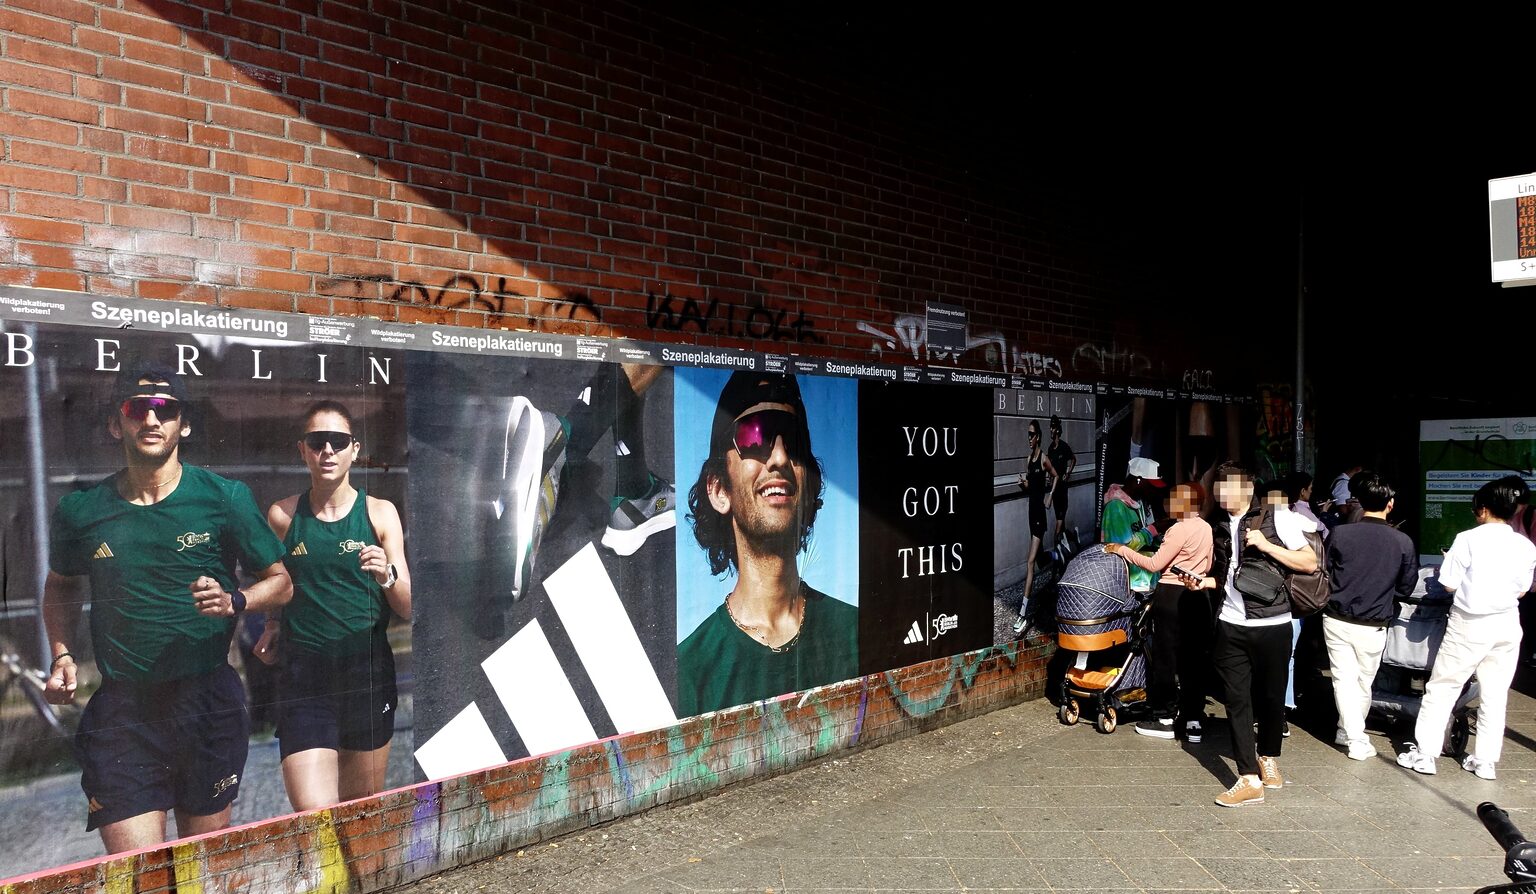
[1096,706,1118,734]
[1447,711,1471,758]
[1059,699,1081,726]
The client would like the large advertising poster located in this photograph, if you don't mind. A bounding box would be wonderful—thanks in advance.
[0,320,409,874]
[673,369,858,715]
[0,295,1004,881]
[1419,417,1536,563]
[0,289,1263,881]
[991,383,1095,642]
[408,354,678,775]
[858,380,993,672]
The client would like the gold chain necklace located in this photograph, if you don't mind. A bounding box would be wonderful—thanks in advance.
[725,583,806,653]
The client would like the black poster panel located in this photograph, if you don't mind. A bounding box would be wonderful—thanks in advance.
[407,353,678,774]
[857,380,992,674]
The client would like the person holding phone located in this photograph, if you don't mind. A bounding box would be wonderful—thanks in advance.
[1105,481,1213,741]
[261,400,411,811]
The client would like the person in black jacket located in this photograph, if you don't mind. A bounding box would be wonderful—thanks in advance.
[1321,472,1417,761]
[1185,462,1318,807]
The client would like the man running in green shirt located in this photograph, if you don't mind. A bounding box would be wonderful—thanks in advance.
[43,362,291,854]
[677,372,857,716]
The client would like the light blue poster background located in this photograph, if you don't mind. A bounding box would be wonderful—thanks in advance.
[673,368,860,644]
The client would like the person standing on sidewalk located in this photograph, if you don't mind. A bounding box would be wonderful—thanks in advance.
[1184,462,1317,807]
[1321,472,1417,760]
[1105,481,1213,743]
[1397,477,1536,780]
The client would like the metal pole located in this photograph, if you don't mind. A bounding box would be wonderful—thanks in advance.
[22,323,51,668]
[1294,197,1306,473]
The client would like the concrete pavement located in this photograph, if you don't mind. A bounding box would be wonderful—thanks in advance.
[400,687,1536,893]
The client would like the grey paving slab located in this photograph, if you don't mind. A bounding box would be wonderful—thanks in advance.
[1026,857,1134,889]
[1114,856,1222,889]
[863,858,958,890]
[944,858,1048,890]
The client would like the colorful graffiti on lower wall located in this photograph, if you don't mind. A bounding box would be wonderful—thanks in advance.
[12,639,1051,894]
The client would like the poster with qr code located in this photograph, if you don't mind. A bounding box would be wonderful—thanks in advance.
[1419,418,1536,563]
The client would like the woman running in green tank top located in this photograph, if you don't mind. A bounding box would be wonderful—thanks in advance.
[258,400,412,812]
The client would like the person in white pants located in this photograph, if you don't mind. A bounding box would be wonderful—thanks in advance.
[1318,472,1418,760]
[1397,477,1536,780]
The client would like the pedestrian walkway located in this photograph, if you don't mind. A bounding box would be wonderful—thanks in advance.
[400,685,1536,893]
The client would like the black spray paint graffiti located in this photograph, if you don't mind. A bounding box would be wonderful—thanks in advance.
[856,315,1062,377]
[645,291,820,343]
[319,274,601,322]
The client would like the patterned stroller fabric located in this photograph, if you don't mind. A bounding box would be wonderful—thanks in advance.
[1055,547,1135,640]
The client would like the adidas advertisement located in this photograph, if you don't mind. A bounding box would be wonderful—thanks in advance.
[0,318,409,876]
[0,289,1268,879]
[407,353,679,772]
[857,381,993,673]
[996,387,1266,644]
[672,369,859,716]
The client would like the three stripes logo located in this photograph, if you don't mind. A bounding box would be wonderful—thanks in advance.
[290,542,309,556]
[902,620,925,645]
[92,543,114,560]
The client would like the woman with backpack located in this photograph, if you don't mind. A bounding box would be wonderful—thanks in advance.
[1184,463,1319,807]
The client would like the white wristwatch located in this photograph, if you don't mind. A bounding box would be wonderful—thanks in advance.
[382,563,398,589]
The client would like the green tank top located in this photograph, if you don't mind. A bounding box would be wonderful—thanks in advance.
[49,466,287,682]
[281,488,386,655]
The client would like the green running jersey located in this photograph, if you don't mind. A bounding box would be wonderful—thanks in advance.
[280,489,388,655]
[676,585,858,717]
[50,466,286,682]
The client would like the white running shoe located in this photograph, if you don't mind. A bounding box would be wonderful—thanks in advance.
[1463,755,1497,780]
[1396,743,1436,775]
[601,475,677,556]
[494,396,568,602]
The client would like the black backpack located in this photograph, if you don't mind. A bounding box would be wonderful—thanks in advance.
[1232,507,1331,617]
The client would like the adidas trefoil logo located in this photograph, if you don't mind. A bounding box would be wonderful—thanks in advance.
[290,542,308,556]
[902,621,925,645]
[92,543,114,560]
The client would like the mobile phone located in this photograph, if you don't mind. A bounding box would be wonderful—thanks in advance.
[1170,564,1199,581]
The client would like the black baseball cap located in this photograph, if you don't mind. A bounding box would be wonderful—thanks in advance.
[112,360,191,411]
[708,371,813,460]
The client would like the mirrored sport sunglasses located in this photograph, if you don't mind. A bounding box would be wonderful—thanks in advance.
[120,396,182,422]
[732,409,805,463]
[303,431,356,452]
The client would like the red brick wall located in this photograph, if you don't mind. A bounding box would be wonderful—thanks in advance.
[0,0,1241,386]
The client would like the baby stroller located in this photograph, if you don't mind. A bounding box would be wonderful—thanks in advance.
[1368,566,1478,756]
[1053,546,1153,734]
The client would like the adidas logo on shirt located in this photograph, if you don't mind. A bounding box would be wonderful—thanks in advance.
[290,542,308,556]
[92,543,114,560]
[902,621,925,645]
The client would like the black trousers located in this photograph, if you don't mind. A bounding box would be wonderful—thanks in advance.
[1212,618,1292,777]
[1146,582,1213,723]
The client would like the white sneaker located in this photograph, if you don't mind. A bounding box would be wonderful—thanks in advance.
[1463,755,1497,780]
[1334,728,1349,746]
[1346,740,1377,761]
[1396,743,1437,775]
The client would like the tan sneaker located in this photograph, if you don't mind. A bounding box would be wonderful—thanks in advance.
[1258,756,1284,789]
[1215,776,1265,808]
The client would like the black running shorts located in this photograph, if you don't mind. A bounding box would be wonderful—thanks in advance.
[75,664,249,832]
[275,633,397,759]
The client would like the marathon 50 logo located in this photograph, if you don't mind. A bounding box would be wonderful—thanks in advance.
[338,540,367,554]
[176,532,212,551]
